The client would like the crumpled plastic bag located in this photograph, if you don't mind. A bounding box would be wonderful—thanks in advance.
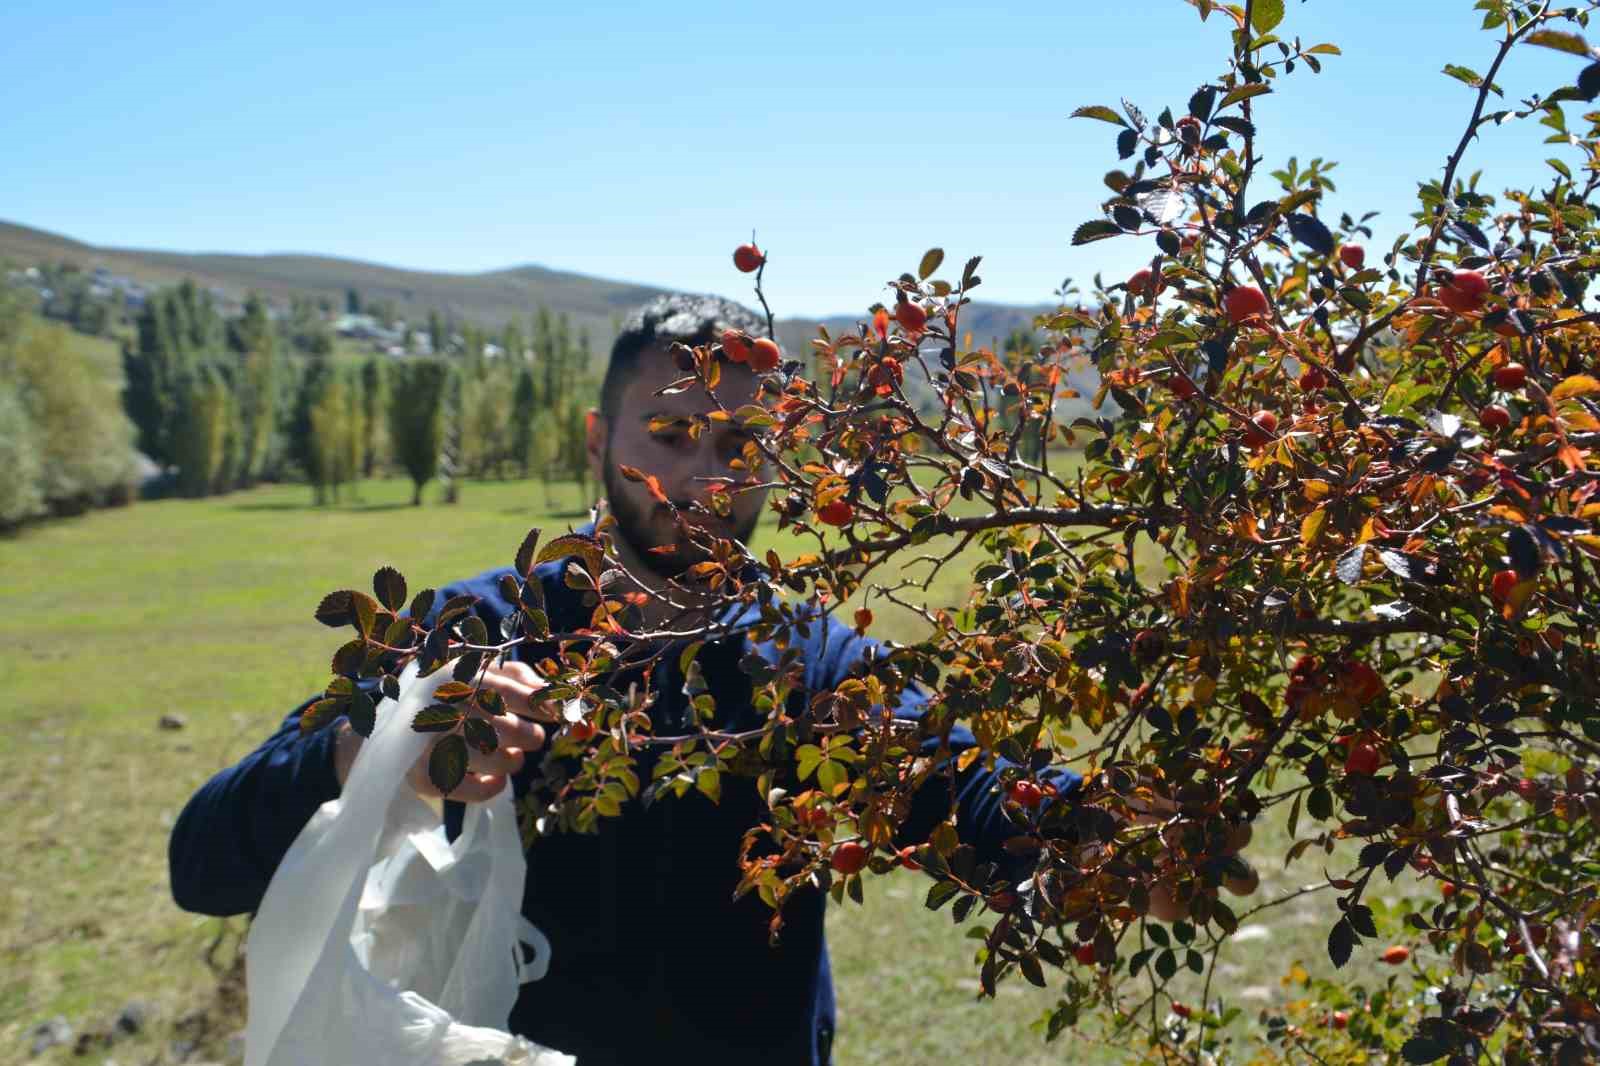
[245,661,574,1066]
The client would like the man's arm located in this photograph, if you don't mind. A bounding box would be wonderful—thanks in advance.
[168,699,349,917]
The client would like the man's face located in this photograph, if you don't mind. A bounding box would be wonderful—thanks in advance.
[589,344,769,578]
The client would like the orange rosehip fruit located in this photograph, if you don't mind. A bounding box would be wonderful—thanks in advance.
[894,298,928,333]
[1379,945,1410,965]
[749,337,782,372]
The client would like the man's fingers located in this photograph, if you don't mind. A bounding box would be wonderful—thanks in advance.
[450,773,510,803]
[478,665,562,724]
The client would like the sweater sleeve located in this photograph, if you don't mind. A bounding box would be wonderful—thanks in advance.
[168,699,348,916]
[808,623,1080,872]
[168,567,527,916]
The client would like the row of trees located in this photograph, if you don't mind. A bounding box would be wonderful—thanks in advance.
[118,282,597,506]
[0,285,143,527]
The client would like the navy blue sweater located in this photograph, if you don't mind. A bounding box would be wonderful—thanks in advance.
[169,549,1078,1065]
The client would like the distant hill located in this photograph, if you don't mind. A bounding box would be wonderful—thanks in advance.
[0,216,1082,407]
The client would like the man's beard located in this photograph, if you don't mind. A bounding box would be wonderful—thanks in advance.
[601,440,759,580]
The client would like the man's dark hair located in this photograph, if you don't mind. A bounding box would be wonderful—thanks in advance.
[600,293,764,420]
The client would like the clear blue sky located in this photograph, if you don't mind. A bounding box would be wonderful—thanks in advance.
[4,1,1591,316]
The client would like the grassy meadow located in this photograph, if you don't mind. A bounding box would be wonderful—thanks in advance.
[0,475,1419,1064]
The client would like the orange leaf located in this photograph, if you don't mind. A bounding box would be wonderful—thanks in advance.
[644,475,668,503]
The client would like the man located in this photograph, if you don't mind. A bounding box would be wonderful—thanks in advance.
[170,294,1209,1064]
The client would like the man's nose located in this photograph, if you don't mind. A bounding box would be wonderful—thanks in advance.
[669,440,728,508]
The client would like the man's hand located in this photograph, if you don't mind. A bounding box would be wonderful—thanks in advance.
[1121,792,1260,923]
[332,660,553,802]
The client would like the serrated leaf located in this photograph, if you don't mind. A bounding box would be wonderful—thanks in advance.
[1286,213,1335,256]
[1213,115,1255,137]
[428,734,469,795]
[1250,0,1283,32]
[1400,1036,1451,1063]
[299,698,344,733]
[1377,549,1426,582]
[1116,127,1138,159]
[1336,544,1367,586]
[347,688,376,737]
[1526,29,1590,57]
[1300,507,1327,546]
[315,590,356,628]
[696,768,722,803]
[1072,220,1123,245]
[413,703,465,732]
[434,681,475,703]
[453,651,485,683]
[372,566,407,612]
[514,528,543,577]
[918,247,945,279]
[1580,62,1600,101]
[1188,86,1217,121]
[1552,374,1600,401]
[1442,64,1499,96]
[1071,104,1127,126]
[1327,917,1355,968]
[408,587,436,622]
[463,716,499,754]
[1219,83,1272,109]
[1508,524,1541,579]
[535,533,603,576]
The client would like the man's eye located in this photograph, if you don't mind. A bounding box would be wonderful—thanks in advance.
[652,432,687,448]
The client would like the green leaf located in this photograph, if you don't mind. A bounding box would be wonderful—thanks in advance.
[817,759,848,795]
[315,590,357,628]
[535,532,604,576]
[1188,86,1217,121]
[413,703,465,732]
[331,638,367,678]
[1070,105,1127,126]
[1219,83,1272,108]
[514,527,543,577]
[1072,220,1122,245]
[918,248,945,280]
[408,587,436,623]
[428,734,469,795]
[299,698,343,733]
[372,566,407,613]
[1525,29,1591,57]
[925,880,960,911]
[696,768,722,803]
[1020,953,1047,987]
[347,688,376,737]
[1250,0,1283,33]
[462,716,499,754]
[1400,1036,1451,1063]
[1306,43,1341,56]
[1442,64,1502,96]
[795,744,824,781]
[1154,948,1177,979]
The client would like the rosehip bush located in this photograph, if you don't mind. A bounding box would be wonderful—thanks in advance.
[304,2,1600,1061]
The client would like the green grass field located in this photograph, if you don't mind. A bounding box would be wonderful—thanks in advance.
[0,476,1417,1064]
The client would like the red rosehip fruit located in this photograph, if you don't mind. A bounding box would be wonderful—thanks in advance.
[816,500,854,527]
[1339,244,1365,270]
[1492,362,1527,390]
[1008,780,1044,809]
[1439,269,1488,314]
[1298,365,1328,392]
[1223,285,1271,326]
[1243,409,1279,449]
[1343,742,1381,776]
[1127,268,1161,298]
[829,841,868,875]
[1490,568,1520,605]
[733,243,764,273]
[894,298,928,333]
[721,329,751,364]
[1479,404,1510,431]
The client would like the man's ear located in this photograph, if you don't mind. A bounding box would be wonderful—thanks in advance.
[585,409,606,483]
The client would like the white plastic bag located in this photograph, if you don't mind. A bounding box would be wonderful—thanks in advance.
[245,662,574,1066]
